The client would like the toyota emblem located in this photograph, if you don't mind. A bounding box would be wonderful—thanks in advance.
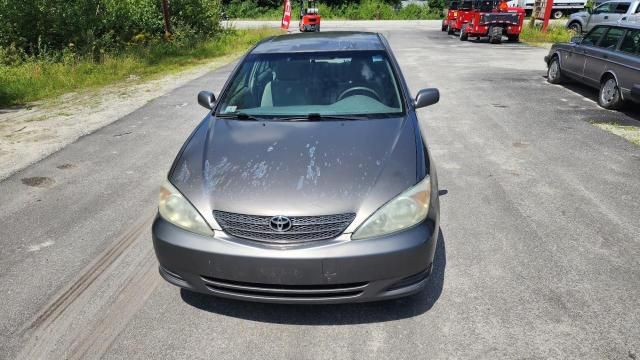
[270,216,292,232]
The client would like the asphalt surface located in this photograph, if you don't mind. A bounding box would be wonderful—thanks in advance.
[1,21,640,359]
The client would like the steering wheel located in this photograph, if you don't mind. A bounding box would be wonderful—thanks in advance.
[337,86,382,102]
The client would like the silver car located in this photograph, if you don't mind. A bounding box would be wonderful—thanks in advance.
[566,0,637,33]
[545,23,640,109]
[152,32,441,304]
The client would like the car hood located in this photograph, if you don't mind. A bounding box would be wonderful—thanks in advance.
[170,116,419,229]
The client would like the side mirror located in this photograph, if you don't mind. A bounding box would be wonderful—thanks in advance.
[415,88,440,109]
[570,36,583,44]
[197,91,216,110]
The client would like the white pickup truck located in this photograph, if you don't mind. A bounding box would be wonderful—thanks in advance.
[507,0,587,19]
[566,0,640,33]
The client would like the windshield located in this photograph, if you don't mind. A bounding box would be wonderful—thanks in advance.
[215,51,405,119]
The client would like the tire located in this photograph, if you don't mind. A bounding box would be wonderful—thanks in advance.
[598,76,624,110]
[547,56,565,84]
[460,24,469,41]
[447,24,455,35]
[552,10,564,19]
[568,21,582,34]
[489,26,503,44]
[316,25,320,32]
[507,34,520,42]
[442,21,448,31]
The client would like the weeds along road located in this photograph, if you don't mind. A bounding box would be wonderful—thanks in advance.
[1,21,640,359]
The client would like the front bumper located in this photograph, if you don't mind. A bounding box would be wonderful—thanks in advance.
[152,216,438,304]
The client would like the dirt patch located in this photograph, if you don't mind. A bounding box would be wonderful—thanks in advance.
[22,177,55,188]
[513,141,529,148]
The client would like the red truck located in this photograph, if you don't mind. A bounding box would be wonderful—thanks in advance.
[458,0,525,43]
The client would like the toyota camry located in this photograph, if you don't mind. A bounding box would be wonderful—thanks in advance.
[152,31,441,303]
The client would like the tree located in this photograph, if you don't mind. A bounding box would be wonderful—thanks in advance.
[162,0,172,38]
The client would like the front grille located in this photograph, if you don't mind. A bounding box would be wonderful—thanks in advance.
[213,211,355,244]
[201,275,367,300]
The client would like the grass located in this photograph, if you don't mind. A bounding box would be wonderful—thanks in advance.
[519,25,574,45]
[0,28,281,107]
[592,122,640,146]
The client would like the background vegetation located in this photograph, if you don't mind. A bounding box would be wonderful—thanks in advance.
[223,0,445,20]
[0,0,279,107]
[520,25,574,45]
[0,28,277,107]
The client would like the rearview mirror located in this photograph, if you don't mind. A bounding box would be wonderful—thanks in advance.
[570,36,583,44]
[198,91,216,110]
[415,88,440,109]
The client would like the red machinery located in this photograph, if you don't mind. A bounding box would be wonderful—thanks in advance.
[299,0,321,32]
[444,0,474,35]
[442,1,459,32]
[459,0,525,43]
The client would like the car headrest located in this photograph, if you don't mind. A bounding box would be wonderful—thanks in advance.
[275,60,308,81]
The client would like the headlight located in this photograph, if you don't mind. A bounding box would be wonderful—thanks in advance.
[352,175,431,240]
[158,180,214,236]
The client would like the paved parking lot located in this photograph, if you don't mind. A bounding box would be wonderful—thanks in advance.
[1,21,639,359]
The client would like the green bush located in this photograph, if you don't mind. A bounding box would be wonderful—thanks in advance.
[520,25,574,44]
[0,0,222,58]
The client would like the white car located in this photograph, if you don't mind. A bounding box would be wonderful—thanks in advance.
[567,0,639,33]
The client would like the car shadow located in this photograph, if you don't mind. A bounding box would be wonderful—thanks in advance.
[180,230,447,325]
[543,77,640,122]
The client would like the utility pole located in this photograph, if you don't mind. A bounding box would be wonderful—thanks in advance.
[162,0,172,39]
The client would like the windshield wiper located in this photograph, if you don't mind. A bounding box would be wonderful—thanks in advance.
[274,113,371,121]
[216,112,266,121]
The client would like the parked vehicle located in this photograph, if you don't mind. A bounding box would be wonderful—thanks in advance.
[299,0,321,32]
[507,0,587,19]
[566,0,638,33]
[459,0,526,43]
[444,0,475,34]
[153,32,442,304]
[546,23,640,109]
[443,1,460,31]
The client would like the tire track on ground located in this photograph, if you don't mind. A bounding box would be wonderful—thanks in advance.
[17,212,158,359]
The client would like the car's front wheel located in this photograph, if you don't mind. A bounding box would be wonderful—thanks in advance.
[568,21,582,34]
[598,76,624,110]
[547,56,565,84]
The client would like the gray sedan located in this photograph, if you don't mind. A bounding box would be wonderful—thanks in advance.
[152,32,441,304]
[545,23,640,109]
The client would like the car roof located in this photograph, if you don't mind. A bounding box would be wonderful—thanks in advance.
[251,32,386,54]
